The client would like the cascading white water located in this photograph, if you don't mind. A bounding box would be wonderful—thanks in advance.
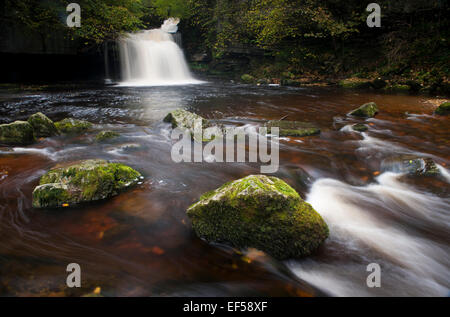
[117,18,202,87]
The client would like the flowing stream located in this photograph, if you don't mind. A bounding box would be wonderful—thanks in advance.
[0,82,449,296]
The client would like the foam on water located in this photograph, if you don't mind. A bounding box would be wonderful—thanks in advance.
[288,172,450,296]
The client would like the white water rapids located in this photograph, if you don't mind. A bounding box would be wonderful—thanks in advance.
[117,19,202,87]
[288,132,450,296]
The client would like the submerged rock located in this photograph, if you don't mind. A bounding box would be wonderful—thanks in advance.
[352,123,368,132]
[265,120,320,137]
[55,118,93,134]
[27,112,59,138]
[116,143,144,153]
[187,175,329,259]
[95,130,120,142]
[434,102,450,115]
[349,102,379,118]
[0,121,35,145]
[381,156,440,176]
[32,159,141,208]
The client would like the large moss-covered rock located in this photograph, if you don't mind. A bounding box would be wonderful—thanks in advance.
[349,102,379,118]
[265,120,320,137]
[187,175,329,259]
[434,102,450,115]
[55,118,93,134]
[0,121,35,145]
[32,159,142,208]
[27,112,59,137]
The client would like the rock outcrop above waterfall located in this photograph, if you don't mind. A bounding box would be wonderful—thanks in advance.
[0,121,35,145]
[349,102,379,118]
[264,120,320,137]
[381,156,440,176]
[27,112,59,138]
[32,159,142,208]
[187,175,329,259]
[55,118,93,134]
[434,102,450,115]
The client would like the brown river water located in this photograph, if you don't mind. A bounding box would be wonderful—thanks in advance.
[0,81,449,296]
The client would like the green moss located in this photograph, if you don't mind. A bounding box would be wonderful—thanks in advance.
[163,109,208,129]
[95,130,120,142]
[54,118,93,134]
[27,112,58,138]
[163,109,222,142]
[352,123,368,132]
[34,159,141,208]
[241,74,255,83]
[265,120,320,137]
[32,183,71,208]
[0,121,35,145]
[338,79,371,89]
[187,175,328,259]
[435,102,450,115]
[279,128,320,137]
[349,102,379,118]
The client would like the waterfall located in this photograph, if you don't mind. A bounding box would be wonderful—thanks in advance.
[117,18,202,87]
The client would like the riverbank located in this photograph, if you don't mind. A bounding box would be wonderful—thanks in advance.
[189,62,450,97]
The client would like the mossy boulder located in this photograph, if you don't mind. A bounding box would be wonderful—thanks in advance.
[264,121,320,137]
[352,123,368,132]
[187,175,329,259]
[349,102,379,118]
[381,156,440,176]
[27,112,59,138]
[338,78,371,89]
[163,109,208,129]
[434,102,450,115]
[95,130,120,142]
[163,109,219,142]
[54,118,93,134]
[32,159,142,208]
[0,121,35,145]
[241,74,255,83]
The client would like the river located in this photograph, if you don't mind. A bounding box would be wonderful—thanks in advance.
[0,81,448,296]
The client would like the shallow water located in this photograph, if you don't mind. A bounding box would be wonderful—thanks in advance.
[0,81,448,296]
